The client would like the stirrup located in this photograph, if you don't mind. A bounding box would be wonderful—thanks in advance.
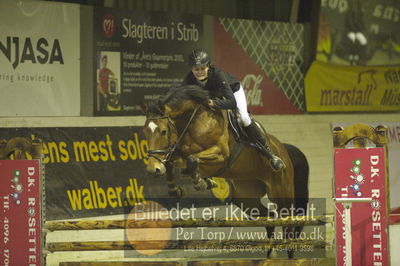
[270,155,286,171]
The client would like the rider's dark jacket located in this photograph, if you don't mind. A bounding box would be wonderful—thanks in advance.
[181,66,240,109]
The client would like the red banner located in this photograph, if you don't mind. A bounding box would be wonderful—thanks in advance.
[334,148,389,266]
[213,19,301,114]
[0,160,42,266]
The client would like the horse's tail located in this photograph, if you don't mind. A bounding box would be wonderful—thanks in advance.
[284,143,309,243]
[283,143,309,210]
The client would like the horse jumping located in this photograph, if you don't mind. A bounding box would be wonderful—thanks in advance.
[141,85,309,258]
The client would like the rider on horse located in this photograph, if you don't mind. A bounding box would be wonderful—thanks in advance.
[181,48,285,171]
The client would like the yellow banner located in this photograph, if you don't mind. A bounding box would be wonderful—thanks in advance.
[305,61,400,112]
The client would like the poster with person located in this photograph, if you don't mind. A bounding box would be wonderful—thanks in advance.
[93,7,204,115]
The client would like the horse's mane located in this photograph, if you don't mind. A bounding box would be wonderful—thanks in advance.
[161,85,209,108]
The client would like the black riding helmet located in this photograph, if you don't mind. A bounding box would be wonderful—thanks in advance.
[188,49,210,67]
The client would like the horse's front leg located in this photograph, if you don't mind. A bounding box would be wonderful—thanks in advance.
[165,165,183,198]
[187,145,224,191]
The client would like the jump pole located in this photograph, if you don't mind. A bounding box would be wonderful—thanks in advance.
[334,197,372,266]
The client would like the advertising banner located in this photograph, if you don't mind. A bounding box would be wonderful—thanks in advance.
[0,160,42,266]
[214,18,305,114]
[305,61,400,112]
[317,0,400,66]
[0,127,224,220]
[0,0,80,116]
[93,7,204,115]
[334,148,389,265]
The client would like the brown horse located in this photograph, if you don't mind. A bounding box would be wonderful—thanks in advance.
[141,85,309,258]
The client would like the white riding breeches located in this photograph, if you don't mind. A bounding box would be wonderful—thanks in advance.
[234,85,252,127]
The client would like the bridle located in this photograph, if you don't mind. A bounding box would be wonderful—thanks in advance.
[146,106,200,166]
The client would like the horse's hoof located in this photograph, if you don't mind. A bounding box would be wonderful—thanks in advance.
[169,187,184,198]
[176,186,184,198]
[206,178,218,189]
[193,179,208,192]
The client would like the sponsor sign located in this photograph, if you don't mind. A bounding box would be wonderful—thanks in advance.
[305,61,400,112]
[334,148,389,265]
[0,127,222,220]
[0,160,42,266]
[0,0,80,116]
[93,7,204,115]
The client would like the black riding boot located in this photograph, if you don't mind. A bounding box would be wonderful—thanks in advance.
[244,121,285,171]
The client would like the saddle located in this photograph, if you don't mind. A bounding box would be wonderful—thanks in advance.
[215,110,285,175]
[227,110,263,151]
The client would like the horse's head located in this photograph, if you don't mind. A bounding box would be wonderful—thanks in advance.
[141,100,178,176]
[141,85,210,176]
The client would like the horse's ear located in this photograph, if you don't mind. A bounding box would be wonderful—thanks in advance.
[165,105,172,115]
[140,102,148,115]
[157,99,165,114]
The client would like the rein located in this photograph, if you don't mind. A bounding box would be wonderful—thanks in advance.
[147,105,200,165]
